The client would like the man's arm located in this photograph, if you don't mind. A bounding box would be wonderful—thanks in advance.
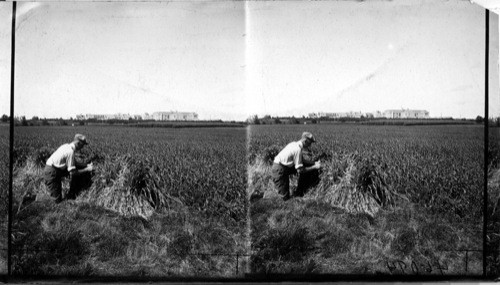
[69,163,93,176]
[297,161,321,175]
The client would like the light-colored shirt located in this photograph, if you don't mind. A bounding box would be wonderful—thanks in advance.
[46,143,76,172]
[273,141,304,169]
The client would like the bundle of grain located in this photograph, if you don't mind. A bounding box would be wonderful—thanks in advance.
[248,158,275,200]
[80,155,177,219]
[324,159,383,217]
[307,153,400,217]
[12,158,48,212]
[259,145,281,166]
[32,146,55,167]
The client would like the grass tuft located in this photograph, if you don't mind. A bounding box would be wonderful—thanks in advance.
[391,227,418,256]
[252,225,314,273]
[170,231,194,259]
[320,228,354,257]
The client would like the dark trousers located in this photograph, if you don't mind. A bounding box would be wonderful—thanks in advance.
[43,165,84,202]
[271,163,295,200]
[43,165,67,203]
[271,163,320,200]
[295,168,320,197]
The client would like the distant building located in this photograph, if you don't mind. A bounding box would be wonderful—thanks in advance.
[85,114,131,121]
[152,111,198,121]
[309,109,428,119]
[77,113,132,120]
[116,113,132,120]
[384,109,429,119]
[76,111,198,121]
[309,112,362,119]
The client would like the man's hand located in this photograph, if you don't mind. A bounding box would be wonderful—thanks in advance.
[298,161,321,175]
[314,161,321,170]
[86,163,94,172]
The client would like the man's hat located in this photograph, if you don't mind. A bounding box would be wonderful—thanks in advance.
[74,134,88,145]
[302,132,316,143]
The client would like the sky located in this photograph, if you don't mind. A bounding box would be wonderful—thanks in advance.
[246,0,490,119]
[0,2,245,121]
[0,0,497,121]
[490,10,500,119]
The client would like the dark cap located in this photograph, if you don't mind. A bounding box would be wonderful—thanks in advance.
[74,134,88,145]
[302,132,316,143]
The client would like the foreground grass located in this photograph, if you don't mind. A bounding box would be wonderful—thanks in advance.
[487,169,500,277]
[13,200,247,277]
[250,197,481,275]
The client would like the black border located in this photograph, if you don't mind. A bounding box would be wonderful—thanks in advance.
[483,8,489,278]
[7,0,16,279]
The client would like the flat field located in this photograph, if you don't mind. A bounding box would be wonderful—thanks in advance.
[11,126,248,277]
[4,123,491,277]
[248,124,484,275]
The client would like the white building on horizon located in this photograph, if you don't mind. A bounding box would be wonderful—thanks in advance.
[384,109,429,119]
[76,111,198,121]
[76,113,132,120]
[152,111,198,121]
[309,111,363,119]
[309,109,429,119]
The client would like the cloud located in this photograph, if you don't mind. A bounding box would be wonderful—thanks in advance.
[336,43,409,100]
[15,2,43,31]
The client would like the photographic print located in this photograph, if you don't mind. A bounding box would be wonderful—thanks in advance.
[1,0,499,281]
[6,1,249,277]
[246,0,488,276]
